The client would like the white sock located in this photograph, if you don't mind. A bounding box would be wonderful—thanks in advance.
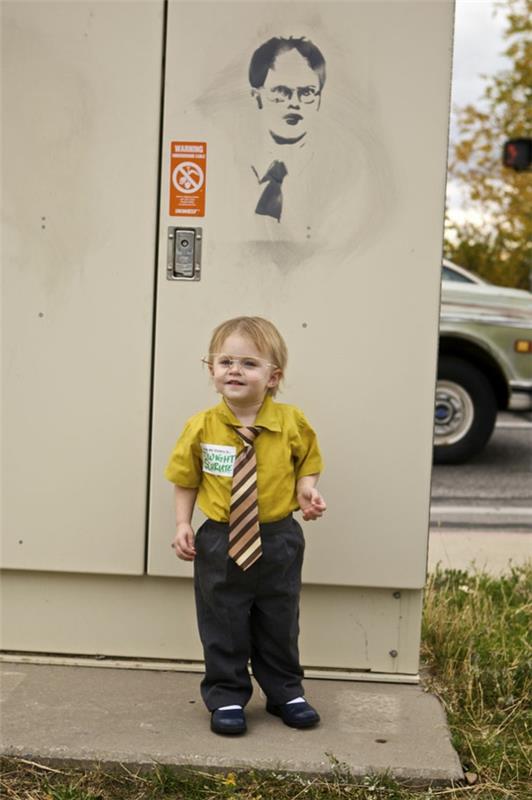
[217,704,242,711]
[286,696,305,704]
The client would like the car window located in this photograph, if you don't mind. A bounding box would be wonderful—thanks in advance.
[442,266,476,283]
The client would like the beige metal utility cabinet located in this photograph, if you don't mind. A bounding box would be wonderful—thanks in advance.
[2,0,454,681]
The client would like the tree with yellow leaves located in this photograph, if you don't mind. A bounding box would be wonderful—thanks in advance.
[445,0,531,289]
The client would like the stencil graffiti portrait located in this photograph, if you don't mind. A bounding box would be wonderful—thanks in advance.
[191,12,392,268]
[249,37,327,223]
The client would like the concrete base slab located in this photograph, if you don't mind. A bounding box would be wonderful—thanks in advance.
[0,662,463,785]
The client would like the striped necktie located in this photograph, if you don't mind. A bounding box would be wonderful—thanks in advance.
[228,426,262,570]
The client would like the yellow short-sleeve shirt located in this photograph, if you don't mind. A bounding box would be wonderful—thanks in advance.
[164,395,323,523]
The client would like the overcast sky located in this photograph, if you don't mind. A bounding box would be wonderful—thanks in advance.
[447,0,509,222]
[451,0,508,113]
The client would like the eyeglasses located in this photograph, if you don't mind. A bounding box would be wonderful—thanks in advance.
[202,354,278,371]
[264,85,320,105]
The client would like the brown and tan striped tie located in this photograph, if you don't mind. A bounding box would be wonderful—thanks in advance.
[228,426,262,570]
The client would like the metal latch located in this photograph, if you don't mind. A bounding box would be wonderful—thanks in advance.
[167,227,202,280]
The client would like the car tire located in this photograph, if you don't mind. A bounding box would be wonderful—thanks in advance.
[433,356,497,464]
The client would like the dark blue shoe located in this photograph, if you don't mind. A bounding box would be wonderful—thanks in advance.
[266,700,320,728]
[211,707,247,735]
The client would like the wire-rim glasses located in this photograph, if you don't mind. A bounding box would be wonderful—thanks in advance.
[202,354,279,372]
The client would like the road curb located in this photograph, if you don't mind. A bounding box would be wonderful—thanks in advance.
[428,529,531,574]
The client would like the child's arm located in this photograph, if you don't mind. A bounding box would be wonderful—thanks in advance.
[171,485,198,560]
[296,474,327,521]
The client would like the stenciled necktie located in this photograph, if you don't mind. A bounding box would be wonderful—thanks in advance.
[254,161,288,222]
[228,426,262,570]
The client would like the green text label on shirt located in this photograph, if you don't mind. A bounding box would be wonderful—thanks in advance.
[201,443,236,477]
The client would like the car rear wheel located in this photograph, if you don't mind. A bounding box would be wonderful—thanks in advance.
[433,356,497,464]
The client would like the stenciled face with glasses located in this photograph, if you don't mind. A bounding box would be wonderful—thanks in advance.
[251,47,324,146]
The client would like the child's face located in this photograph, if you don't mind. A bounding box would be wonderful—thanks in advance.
[209,333,280,407]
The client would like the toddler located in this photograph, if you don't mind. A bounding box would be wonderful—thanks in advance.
[165,316,326,734]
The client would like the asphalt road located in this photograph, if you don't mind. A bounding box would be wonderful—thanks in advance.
[430,410,532,532]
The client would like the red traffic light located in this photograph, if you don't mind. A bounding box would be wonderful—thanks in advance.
[503,138,531,171]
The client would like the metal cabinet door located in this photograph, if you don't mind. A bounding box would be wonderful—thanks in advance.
[149,0,453,589]
[2,0,164,575]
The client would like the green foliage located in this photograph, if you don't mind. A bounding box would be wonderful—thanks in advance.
[445,0,532,289]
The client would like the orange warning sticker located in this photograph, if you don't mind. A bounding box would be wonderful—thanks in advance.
[169,141,206,217]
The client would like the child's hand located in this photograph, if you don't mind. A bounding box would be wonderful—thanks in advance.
[171,523,196,560]
[297,487,327,521]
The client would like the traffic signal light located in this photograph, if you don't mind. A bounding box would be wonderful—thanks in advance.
[502,138,531,171]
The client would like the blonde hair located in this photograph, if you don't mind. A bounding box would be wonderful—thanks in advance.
[208,316,287,396]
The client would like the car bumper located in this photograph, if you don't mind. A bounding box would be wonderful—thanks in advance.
[509,381,532,410]
[510,379,532,394]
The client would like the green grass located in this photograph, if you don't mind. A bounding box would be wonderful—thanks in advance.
[420,564,531,796]
[1,564,531,799]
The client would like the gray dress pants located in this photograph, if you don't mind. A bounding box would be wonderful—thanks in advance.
[193,514,305,710]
